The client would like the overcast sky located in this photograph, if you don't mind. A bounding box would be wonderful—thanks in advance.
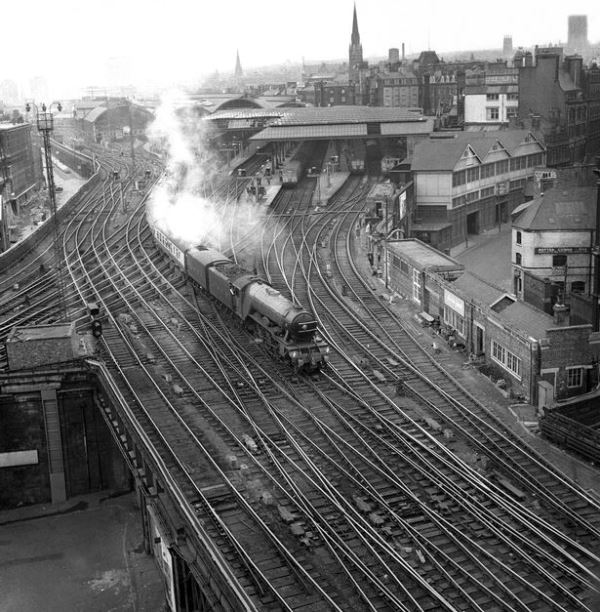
[3,0,598,99]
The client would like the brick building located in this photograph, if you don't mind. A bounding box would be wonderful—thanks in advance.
[517,46,600,166]
[0,122,43,208]
[410,130,546,252]
[383,239,599,404]
[314,81,357,107]
[368,69,419,108]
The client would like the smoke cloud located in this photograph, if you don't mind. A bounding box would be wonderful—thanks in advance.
[146,90,225,248]
[145,90,269,261]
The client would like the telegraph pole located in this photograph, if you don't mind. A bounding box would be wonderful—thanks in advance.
[127,100,136,176]
[28,102,67,318]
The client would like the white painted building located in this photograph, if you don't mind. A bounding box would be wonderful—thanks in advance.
[512,186,595,297]
[463,69,519,127]
[464,87,519,125]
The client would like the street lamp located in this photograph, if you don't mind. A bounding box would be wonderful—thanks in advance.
[26,101,67,318]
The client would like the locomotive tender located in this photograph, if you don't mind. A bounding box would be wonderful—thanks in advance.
[151,222,329,372]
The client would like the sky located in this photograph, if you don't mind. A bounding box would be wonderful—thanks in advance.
[2,0,598,99]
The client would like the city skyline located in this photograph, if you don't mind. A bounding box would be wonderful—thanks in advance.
[2,0,599,99]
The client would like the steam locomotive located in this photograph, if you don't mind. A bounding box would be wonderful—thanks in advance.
[150,221,329,372]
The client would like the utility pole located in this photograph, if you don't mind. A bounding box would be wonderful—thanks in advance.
[127,101,136,177]
[28,102,67,318]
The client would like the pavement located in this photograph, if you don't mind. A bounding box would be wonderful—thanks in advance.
[0,491,166,612]
[453,223,513,292]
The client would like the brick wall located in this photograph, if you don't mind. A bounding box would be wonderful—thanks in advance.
[542,325,595,399]
[523,270,557,314]
[570,292,594,325]
[0,393,50,508]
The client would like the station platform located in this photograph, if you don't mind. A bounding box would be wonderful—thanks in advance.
[312,171,350,208]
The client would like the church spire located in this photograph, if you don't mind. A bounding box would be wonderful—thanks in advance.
[351,3,360,46]
[234,50,243,78]
[348,3,363,83]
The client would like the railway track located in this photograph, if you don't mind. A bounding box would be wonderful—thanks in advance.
[258,171,600,610]
[3,139,599,610]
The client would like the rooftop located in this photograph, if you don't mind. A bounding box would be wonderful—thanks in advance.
[452,272,557,339]
[411,129,544,172]
[513,186,596,231]
[7,323,74,343]
[387,239,464,273]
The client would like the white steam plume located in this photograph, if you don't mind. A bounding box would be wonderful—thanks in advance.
[146,90,224,248]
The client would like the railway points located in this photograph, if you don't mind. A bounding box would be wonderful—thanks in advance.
[1,138,599,611]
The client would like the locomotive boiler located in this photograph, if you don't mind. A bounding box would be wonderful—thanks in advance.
[150,222,329,372]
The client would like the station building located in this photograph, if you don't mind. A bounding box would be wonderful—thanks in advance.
[383,239,599,404]
[410,130,546,252]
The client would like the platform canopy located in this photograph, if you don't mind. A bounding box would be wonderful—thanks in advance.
[205,105,434,141]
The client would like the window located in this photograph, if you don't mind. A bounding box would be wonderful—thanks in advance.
[486,93,499,100]
[507,93,519,101]
[567,367,583,388]
[444,306,465,336]
[400,259,409,275]
[486,107,499,120]
[453,170,466,187]
[553,254,567,267]
[516,231,521,245]
[491,340,522,378]
[516,253,522,265]
[412,268,422,302]
[481,164,495,179]
[495,160,508,175]
[571,281,585,293]
[466,167,479,183]
[481,186,495,198]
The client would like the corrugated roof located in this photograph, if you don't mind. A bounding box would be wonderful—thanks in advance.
[272,106,427,125]
[513,186,595,231]
[251,124,367,141]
